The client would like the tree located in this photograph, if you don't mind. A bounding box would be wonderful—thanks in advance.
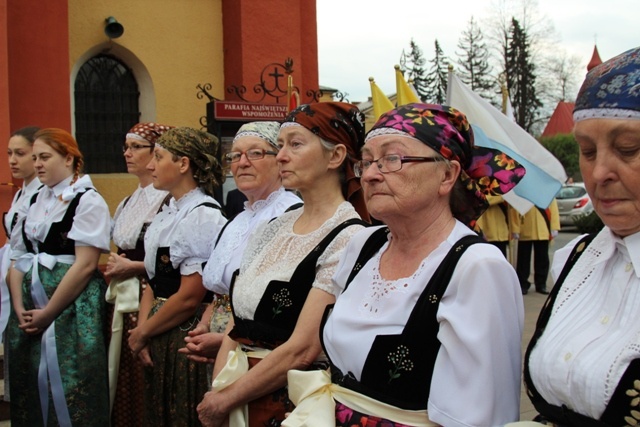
[484,0,560,133]
[506,17,541,132]
[456,17,494,100]
[542,51,582,102]
[539,133,580,180]
[403,39,429,102]
[425,39,449,104]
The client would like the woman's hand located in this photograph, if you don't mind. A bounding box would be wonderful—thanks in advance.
[105,252,130,278]
[128,324,148,357]
[178,331,222,364]
[137,345,153,367]
[19,308,54,335]
[197,391,229,427]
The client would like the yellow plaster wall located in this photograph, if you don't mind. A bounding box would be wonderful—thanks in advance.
[68,0,226,234]
[68,0,225,129]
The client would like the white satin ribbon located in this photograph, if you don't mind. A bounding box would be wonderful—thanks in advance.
[210,343,271,427]
[59,175,93,202]
[15,252,75,426]
[105,275,140,412]
[283,369,435,427]
[505,422,548,426]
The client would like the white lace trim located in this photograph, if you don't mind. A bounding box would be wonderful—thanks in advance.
[358,241,424,317]
[531,228,640,417]
[112,185,168,250]
[232,202,363,319]
[203,188,299,293]
[574,108,640,122]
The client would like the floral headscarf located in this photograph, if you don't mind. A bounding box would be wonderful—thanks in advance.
[367,103,526,225]
[284,102,369,221]
[233,121,280,149]
[574,46,640,122]
[156,127,224,197]
[127,122,174,145]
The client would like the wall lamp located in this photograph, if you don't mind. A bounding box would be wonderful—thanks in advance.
[105,16,124,39]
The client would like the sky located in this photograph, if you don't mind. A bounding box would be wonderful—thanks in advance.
[316,0,639,103]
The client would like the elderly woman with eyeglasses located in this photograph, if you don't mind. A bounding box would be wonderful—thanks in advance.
[197,103,369,427]
[179,122,301,372]
[104,122,173,426]
[284,104,527,427]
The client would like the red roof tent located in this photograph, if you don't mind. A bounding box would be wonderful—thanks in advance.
[541,101,575,137]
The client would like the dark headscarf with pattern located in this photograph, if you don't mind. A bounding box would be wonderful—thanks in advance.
[368,103,526,226]
[283,102,369,222]
[155,127,224,198]
[574,46,640,122]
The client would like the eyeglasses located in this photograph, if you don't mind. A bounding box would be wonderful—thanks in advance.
[224,148,278,163]
[354,155,440,178]
[122,143,153,153]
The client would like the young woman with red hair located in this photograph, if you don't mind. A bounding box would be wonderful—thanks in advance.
[7,128,111,426]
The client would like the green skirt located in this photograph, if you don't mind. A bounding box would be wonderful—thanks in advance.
[6,261,110,427]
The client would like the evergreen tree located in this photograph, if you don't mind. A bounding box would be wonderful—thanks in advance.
[456,17,494,99]
[505,18,541,132]
[402,39,429,102]
[425,40,449,104]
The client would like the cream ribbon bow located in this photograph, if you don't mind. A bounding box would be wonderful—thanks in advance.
[210,342,271,427]
[283,369,435,427]
[105,275,140,411]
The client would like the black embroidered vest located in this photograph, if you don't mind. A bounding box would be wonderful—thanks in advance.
[22,190,90,255]
[149,202,222,303]
[322,228,485,410]
[229,218,366,349]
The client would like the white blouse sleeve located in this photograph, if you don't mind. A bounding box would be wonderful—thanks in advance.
[313,222,365,294]
[68,190,112,252]
[427,245,524,427]
[171,205,226,277]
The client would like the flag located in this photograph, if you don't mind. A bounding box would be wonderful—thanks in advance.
[446,72,567,214]
[369,77,394,120]
[287,75,299,112]
[395,65,420,106]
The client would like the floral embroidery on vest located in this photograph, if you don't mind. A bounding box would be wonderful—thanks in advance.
[387,345,414,383]
[272,288,293,318]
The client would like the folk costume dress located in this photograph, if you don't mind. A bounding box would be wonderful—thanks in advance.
[524,228,640,427]
[202,187,301,335]
[142,187,226,426]
[289,221,524,427]
[214,201,365,426]
[0,177,41,401]
[8,174,111,426]
[109,183,168,426]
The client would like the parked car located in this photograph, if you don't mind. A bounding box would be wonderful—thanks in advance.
[556,183,594,226]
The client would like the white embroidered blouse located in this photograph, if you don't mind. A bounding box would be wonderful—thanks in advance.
[528,227,640,419]
[232,201,363,320]
[112,184,168,250]
[202,188,301,294]
[4,177,40,240]
[143,188,227,279]
[323,221,524,427]
[10,175,111,257]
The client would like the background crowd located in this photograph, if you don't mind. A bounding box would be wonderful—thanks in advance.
[0,44,638,427]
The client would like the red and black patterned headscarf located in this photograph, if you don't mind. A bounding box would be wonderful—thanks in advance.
[284,102,369,222]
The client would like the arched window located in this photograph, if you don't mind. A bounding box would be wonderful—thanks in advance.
[74,54,140,173]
